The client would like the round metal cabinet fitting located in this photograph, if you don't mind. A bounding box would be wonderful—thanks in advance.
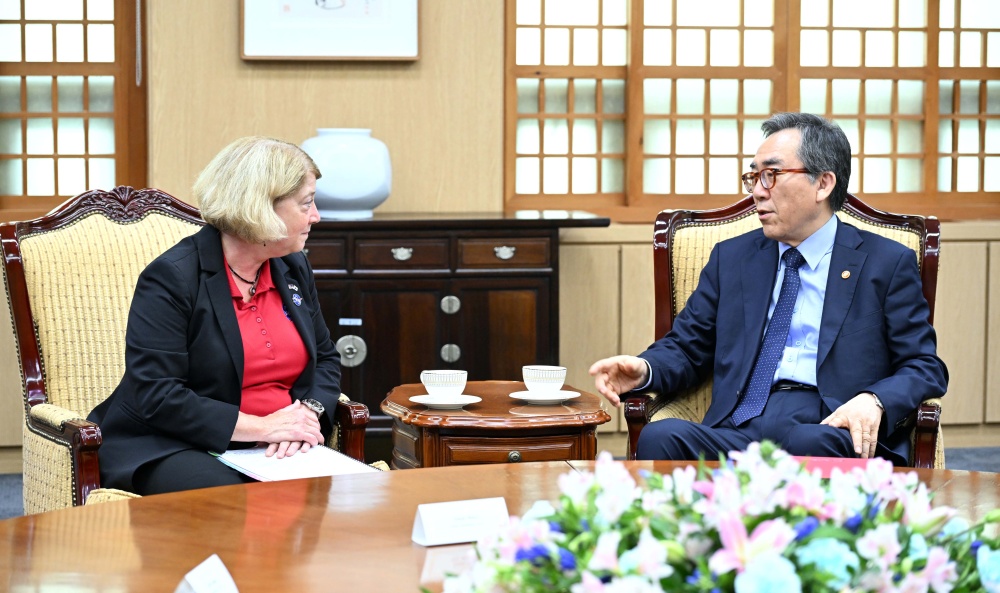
[440,343,461,363]
[440,295,461,315]
[507,451,522,463]
[335,335,368,367]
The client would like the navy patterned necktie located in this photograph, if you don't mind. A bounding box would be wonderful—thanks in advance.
[732,247,806,425]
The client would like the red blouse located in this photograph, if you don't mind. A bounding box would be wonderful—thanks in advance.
[226,261,308,417]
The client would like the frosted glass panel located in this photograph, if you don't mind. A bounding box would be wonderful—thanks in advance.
[986,120,1000,153]
[896,158,922,192]
[940,0,955,28]
[959,32,982,68]
[27,157,55,195]
[832,79,860,114]
[57,117,85,154]
[26,77,52,112]
[571,157,597,193]
[897,120,923,154]
[743,30,773,66]
[644,29,672,66]
[709,119,738,154]
[545,0,598,25]
[0,119,21,153]
[601,158,623,192]
[957,120,979,153]
[516,79,539,114]
[644,0,673,25]
[572,119,598,154]
[864,80,892,115]
[939,81,954,114]
[956,156,978,191]
[985,157,1000,191]
[676,29,707,66]
[544,79,568,113]
[898,0,926,27]
[602,29,626,65]
[544,28,570,65]
[801,0,829,27]
[710,79,738,114]
[743,80,771,115]
[87,0,115,20]
[88,157,115,190]
[57,76,84,112]
[516,28,541,65]
[516,119,540,154]
[898,81,923,115]
[26,118,53,154]
[743,119,765,154]
[56,24,84,62]
[58,157,85,195]
[0,0,20,19]
[835,118,860,154]
[0,25,20,62]
[865,31,894,67]
[744,0,774,27]
[87,24,115,62]
[674,158,704,193]
[677,0,739,26]
[898,32,925,68]
[938,120,953,152]
[0,159,21,194]
[800,79,827,113]
[800,30,829,66]
[989,82,1000,114]
[25,0,82,20]
[676,79,705,114]
[573,29,599,65]
[25,24,54,62]
[862,158,892,193]
[834,0,893,27]
[989,32,1000,67]
[88,117,115,154]
[602,80,626,114]
[675,120,705,155]
[542,157,569,193]
[643,158,671,194]
[643,120,672,154]
[938,32,954,68]
[603,0,627,26]
[516,0,540,25]
[644,79,672,114]
[959,81,979,114]
[960,0,1000,28]
[574,79,597,113]
[937,157,951,191]
[602,120,625,153]
[0,76,20,112]
[864,120,892,154]
[710,29,740,67]
[709,157,738,194]
[832,30,862,67]
[542,119,569,154]
[88,76,113,111]
[515,157,540,193]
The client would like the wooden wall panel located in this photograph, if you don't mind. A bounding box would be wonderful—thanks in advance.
[988,243,1000,423]
[934,242,987,425]
[620,245,656,355]
[0,310,22,447]
[146,1,503,213]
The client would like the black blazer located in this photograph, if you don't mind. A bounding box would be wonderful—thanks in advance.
[89,226,342,491]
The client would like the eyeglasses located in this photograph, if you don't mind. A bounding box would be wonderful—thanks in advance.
[741,168,811,194]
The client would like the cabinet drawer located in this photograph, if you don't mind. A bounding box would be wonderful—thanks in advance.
[304,240,346,269]
[458,238,550,268]
[440,435,581,465]
[355,239,449,269]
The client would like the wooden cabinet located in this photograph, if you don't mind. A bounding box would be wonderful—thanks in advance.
[305,213,608,463]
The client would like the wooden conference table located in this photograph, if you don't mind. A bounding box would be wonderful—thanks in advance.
[1,461,998,592]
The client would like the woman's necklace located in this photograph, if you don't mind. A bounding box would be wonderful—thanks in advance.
[228,263,264,297]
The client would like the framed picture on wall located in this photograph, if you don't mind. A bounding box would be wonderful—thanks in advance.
[241,0,419,61]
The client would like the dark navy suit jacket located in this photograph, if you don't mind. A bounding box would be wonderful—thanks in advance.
[638,218,948,463]
[89,225,342,491]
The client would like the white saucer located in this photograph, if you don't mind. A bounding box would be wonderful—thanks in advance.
[509,390,579,405]
[410,394,482,410]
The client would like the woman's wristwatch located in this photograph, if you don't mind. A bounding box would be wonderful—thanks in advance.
[301,398,325,418]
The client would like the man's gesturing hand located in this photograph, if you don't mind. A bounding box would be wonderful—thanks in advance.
[588,355,649,407]
[820,392,884,458]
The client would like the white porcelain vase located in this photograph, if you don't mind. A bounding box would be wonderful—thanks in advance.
[300,128,392,220]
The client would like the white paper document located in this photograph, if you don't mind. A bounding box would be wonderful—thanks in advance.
[174,554,239,593]
[214,445,380,481]
[412,497,510,547]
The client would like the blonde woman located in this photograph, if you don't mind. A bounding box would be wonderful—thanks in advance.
[90,137,341,494]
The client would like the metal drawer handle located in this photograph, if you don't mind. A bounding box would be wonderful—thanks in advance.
[391,247,413,261]
[494,246,516,260]
[508,450,522,463]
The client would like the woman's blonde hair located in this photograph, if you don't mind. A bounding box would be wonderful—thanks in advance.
[194,136,321,243]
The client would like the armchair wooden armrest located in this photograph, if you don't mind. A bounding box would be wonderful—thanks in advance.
[911,398,942,469]
[333,397,369,462]
[25,403,103,510]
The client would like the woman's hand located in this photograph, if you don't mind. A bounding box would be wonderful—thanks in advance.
[233,400,324,456]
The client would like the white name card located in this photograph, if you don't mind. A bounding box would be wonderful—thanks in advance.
[174,554,239,593]
[411,497,510,547]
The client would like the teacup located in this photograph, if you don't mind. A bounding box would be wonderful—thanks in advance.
[522,365,566,392]
[420,369,468,398]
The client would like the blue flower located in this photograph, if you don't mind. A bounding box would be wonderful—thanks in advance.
[794,516,819,540]
[580,518,591,532]
[844,513,863,533]
[515,544,550,566]
[549,521,563,533]
[796,538,859,589]
[978,545,1000,593]
[558,547,576,571]
[734,554,801,593]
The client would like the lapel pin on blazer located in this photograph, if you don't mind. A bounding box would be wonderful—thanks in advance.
[841,270,851,279]
[292,294,303,306]
[288,283,299,291]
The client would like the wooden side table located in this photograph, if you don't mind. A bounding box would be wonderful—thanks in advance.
[381,380,612,469]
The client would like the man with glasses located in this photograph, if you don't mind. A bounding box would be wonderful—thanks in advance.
[590,112,947,464]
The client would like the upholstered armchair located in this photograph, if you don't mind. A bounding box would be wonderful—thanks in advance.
[1,187,369,514]
[623,193,944,469]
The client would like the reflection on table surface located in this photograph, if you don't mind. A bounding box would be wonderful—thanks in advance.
[2,461,997,593]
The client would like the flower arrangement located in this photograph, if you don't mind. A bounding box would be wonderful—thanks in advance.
[443,442,1000,593]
